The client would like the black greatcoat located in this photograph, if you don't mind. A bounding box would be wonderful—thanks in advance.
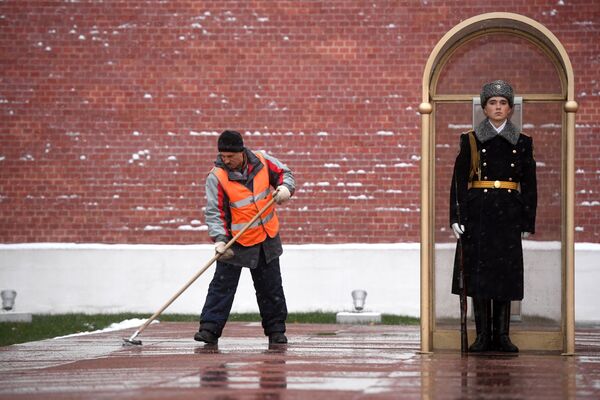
[450,119,537,301]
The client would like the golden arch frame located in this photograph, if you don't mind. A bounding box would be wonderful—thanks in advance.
[418,12,578,354]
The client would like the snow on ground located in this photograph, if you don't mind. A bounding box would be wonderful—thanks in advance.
[53,318,158,339]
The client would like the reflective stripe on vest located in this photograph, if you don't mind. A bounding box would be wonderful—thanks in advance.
[212,152,279,246]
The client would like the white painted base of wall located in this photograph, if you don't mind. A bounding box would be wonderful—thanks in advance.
[336,311,382,324]
[1,243,598,321]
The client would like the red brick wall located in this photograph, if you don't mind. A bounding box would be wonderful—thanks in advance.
[1,1,598,244]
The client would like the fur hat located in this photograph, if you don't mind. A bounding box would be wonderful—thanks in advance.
[480,80,514,108]
[217,130,244,152]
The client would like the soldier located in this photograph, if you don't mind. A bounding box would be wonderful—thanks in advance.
[449,80,537,353]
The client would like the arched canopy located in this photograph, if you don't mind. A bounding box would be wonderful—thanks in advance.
[421,12,575,103]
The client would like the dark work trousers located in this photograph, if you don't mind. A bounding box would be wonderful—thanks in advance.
[199,249,287,337]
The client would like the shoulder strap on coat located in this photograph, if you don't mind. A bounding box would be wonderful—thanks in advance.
[468,130,480,182]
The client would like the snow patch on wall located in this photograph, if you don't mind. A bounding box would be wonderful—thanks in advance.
[190,131,219,136]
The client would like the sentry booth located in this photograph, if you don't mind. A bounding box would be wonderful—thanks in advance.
[419,13,578,354]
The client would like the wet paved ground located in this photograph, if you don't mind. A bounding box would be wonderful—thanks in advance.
[1,322,600,399]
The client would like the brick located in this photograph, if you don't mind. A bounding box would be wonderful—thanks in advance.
[0,0,598,244]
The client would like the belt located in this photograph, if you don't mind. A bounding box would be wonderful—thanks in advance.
[470,180,519,190]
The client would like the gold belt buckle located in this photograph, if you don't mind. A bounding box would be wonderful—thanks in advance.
[494,180,501,189]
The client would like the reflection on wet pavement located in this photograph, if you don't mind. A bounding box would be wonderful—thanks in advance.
[0,322,599,398]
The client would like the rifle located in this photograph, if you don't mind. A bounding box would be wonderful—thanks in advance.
[454,171,469,354]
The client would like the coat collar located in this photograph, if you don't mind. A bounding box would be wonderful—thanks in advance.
[474,118,520,145]
[215,149,263,182]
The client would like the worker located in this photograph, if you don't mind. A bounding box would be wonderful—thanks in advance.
[195,130,295,345]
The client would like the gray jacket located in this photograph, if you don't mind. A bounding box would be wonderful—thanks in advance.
[204,148,295,268]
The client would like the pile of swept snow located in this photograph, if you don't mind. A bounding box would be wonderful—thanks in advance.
[53,318,158,339]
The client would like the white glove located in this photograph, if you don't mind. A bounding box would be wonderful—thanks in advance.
[521,232,530,239]
[273,186,291,205]
[451,223,465,239]
[215,241,234,260]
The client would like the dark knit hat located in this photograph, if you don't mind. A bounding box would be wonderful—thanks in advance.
[480,80,514,108]
[217,130,244,152]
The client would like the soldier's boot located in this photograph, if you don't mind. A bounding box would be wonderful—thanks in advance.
[468,297,492,352]
[493,300,519,353]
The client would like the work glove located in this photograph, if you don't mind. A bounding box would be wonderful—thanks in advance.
[215,241,234,260]
[273,186,291,205]
[451,222,465,239]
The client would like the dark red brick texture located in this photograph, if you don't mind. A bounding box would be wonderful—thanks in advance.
[1,1,598,244]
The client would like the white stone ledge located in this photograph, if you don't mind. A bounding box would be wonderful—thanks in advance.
[0,243,598,321]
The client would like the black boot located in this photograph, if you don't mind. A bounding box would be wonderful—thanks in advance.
[468,298,492,352]
[493,301,519,353]
[268,332,288,344]
[194,329,219,344]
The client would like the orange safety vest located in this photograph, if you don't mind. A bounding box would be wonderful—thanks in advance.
[212,152,279,247]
